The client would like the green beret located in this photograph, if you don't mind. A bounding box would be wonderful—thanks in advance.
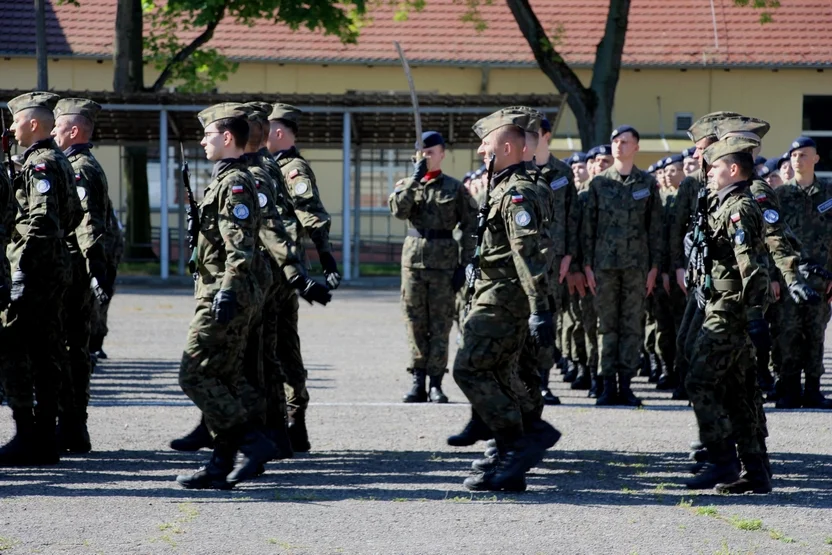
[687,111,742,142]
[472,108,532,139]
[702,135,760,166]
[7,91,61,115]
[714,116,770,141]
[268,103,302,124]
[197,102,246,129]
[54,98,102,124]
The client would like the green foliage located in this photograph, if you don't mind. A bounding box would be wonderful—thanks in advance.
[733,0,781,24]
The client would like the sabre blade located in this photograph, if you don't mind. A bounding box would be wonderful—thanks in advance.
[393,41,423,153]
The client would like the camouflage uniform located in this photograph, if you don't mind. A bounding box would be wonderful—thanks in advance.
[89,208,123,354]
[575,186,599,384]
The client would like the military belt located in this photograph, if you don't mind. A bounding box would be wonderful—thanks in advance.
[712,279,742,292]
[407,228,453,240]
[478,266,518,280]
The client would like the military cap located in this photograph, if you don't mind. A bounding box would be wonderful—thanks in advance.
[654,158,666,171]
[53,98,101,124]
[568,152,588,165]
[585,147,599,160]
[789,136,817,154]
[682,147,696,159]
[540,117,552,133]
[473,107,539,139]
[754,156,767,166]
[268,103,302,124]
[7,91,61,115]
[777,152,791,169]
[241,101,272,119]
[647,164,656,173]
[611,124,640,142]
[597,144,611,156]
[665,153,684,166]
[463,171,473,181]
[715,116,770,141]
[505,106,544,134]
[702,135,760,166]
[421,131,445,148]
[759,158,779,178]
[197,103,246,129]
[686,111,742,142]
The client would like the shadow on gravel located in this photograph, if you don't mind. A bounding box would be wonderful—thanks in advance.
[1,449,830,508]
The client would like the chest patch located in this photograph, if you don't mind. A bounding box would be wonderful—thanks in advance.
[763,209,779,224]
[734,229,746,245]
[817,198,832,214]
[35,179,51,194]
[549,176,568,191]
[76,186,87,201]
[233,204,250,220]
[258,192,268,208]
[515,210,531,227]
[294,182,309,195]
[632,188,650,201]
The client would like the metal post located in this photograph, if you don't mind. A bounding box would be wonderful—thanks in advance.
[159,109,169,279]
[341,111,352,281]
[352,144,361,278]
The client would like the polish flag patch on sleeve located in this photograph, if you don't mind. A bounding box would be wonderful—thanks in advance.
[511,195,524,204]
[730,213,741,223]
[288,169,299,179]
[34,163,47,172]
[231,184,245,194]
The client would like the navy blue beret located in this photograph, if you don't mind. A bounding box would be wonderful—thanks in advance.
[611,125,640,142]
[421,131,444,148]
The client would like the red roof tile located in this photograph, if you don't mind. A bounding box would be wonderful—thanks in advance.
[2,0,830,67]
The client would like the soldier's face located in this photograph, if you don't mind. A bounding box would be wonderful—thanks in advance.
[200,123,229,161]
[596,155,613,172]
[656,168,664,184]
[612,132,639,160]
[779,160,794,180]
[683,157,699,176]
[421,145,445,172]
[10,110,34,147]
[693,137,714,163]
[665,163,683,188]
[707,158,739,190]
[766,172,784,188]
[791,147,819,175]
[51,116,76,150]
[572,162,589,183]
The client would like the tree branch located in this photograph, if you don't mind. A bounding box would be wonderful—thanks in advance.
[149,2,229,92]
[587,0,630,143]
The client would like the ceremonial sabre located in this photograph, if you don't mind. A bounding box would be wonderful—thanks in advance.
[393,41,423,154]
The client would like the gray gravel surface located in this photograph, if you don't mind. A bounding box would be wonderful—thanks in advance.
[1,287,831,555]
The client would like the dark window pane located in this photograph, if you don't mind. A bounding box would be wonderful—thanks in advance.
[803,96,832,131]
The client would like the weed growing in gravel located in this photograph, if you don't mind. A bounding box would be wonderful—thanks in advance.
[0,537,19,552]
[730,517,763,531]
[177,502,199,522]
[768,530,795,543]
[696,506,719,517]
[826,537,832,545]
[677,498,693,508]
[445,495,473,503]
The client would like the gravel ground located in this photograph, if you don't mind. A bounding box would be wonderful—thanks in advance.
[1,287,831,555]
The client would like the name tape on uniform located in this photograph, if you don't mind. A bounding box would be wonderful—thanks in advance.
[632,188,650,200]
[817,199,832,214]
[549,177,568,191]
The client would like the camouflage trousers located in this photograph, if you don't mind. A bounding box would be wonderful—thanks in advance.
[686,311,766,455]
[579,292,599,373]
[766,298,782,378]
[276,288,309,413]
[453,280,528,442]
[179,299,258,442]
[564,291,586,364]
[401,267,455,376]
[777,289,830,379]
[263,280,292,429]
[653,281,686,370]
[59,258,94,419]
[89,262,117,347]
[674,292,704,379]
[516,338,545,420]
[595,269,647,377]
[643,295,657,355]
[239,255,274,428]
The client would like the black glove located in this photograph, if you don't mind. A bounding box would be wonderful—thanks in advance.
[88,259,111,304]
[788,281,821,305]
[747,318,771,355]
[318,251,342,290]
[0,284,9,312]
[211,289,237,325]
[10,270,25,303]
[528,311,555,348]
[452,265,467,292]
[412,156,428,182]
[290,274,332,306]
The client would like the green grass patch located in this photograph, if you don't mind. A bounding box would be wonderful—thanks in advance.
[730,517,763,531]
[0,537,18,551]
[768,529,795,543]
[677,498,693,508]
[696,506,719,517]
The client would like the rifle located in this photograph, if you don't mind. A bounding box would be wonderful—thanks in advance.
[1,110,14,181]
[180,143,200,275]
[684,184,712,307]
[463,155,496,317]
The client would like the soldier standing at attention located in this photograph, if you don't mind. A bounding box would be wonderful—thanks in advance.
[759,159,783,189]
[176,104,275,490]
[0,92,77,466]
[777,153,794,182]
[774,137,832,409]
[682,147,699,177]
[582,125,663,407]
[569,152,590,188]
[51,98,112,453]
[389,131,475,403]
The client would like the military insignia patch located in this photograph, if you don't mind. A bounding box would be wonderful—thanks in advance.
[730,213,741,223]
[76,186,87,201]
[231,184,245,194]
[735,229,745,245]
[288,169,299,179]
[294,182,308,195]
[817,199,832,214]
[763,209,779,224]
[35,179,51,193]
[511,194,524,204]
[754,193,767,203]
[255,181,261,189]
[75,173,82,182]
[232,204,250,219]
[34,163,47,172]
[632,188,650,200]
[792,141,800,149]
[515,210,531,227]
[549,177,568,191]
[258,193,267,208]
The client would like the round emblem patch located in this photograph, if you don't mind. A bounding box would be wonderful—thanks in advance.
[763,209,779,224]
[734,229,746,245]
[294,181,309,195]
[35,179,51,194]
[76,186,87,201]
[515,210,531,227]
[792,141,800,149]
[258,193,268,208]
[232,204,250,220]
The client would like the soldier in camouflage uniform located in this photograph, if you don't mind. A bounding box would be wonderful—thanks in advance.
[684,136,771,492]
[389,131,475,404]
[0,92,79,466]
[50,98,112,453]
[453,109,559,492]
[582,126,663,407]
[267,103,339,452]
[89,208,123,362]
[774,136,832,409]
[176,104,275,490]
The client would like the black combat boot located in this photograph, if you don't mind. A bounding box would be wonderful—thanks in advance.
[473,421,561,473]
[595,376,619,406]
[618,375,643,407]
[266,420,294,460]
[0,409,38,466]
[656,362,677,391]
[774,375,803,409]
[35,410,60,465]
[685,440,740,489]
[176,445,236,490]
[447,409,493,446]
[227,428,278,484]
[757,365,775,397]
[570,363,591,390]
[463,438,532,493]
[428,374,448,404]
[402,369,427,403]
[562,359,578,383]
[556,354,567,374]
[57,413,92,454]
[588,367,602,399]
[715,453,772,494]
[170,416,212,451]
[540,368,561,405]
[648,354,662,384]
[802,376,832,409]
[638,353,651,377]
[287,407,311,452]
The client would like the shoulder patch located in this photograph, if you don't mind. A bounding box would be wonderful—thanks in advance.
[288,169,299,179]
[258,192,268,208]
[231,184,245,194]
[76,186,87,201]
[75,173,82,182]
[255,180,261,189]
[34,163,47,172]
[734,229,746,245]
[549,176,568,191]
[294,182,309,195]
[763,209,779,224]
[754,193,767,203]
[511,194,524,204]
[632,188,650,201]
[35,179,51,194]
[233,204,250,220]
[514,210,531,227]
[730,213,741,223]
[817,198,832,214]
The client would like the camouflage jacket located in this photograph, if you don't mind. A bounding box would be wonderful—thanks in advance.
[193,158,260,302]
[776,176,832,283]
[275,146,332,255]
[748,176,802,286]
[389,171,476,270]
[259,147,301,249]
[476,163,549,313]
[670,173,704,271]
[705,181,770,324]
[9,138,80,279]
[65,143,110,273]
[661,190,677,273]
[537,154,578,261]
[103,208,124,268]
[582,165,663,271]
[0,167,14,287]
